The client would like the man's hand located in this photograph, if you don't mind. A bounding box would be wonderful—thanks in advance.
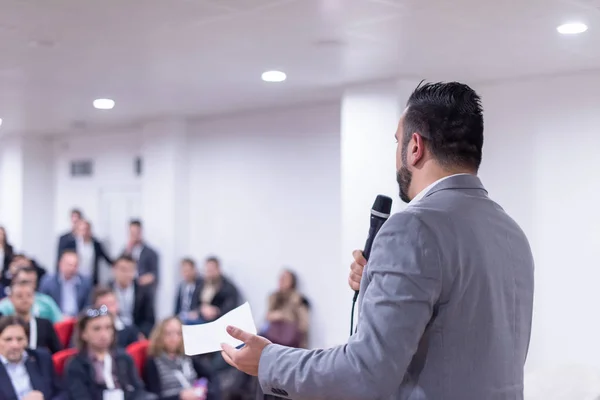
[23,391,44,400]
[138,273,155,286]
[348,249,367,291]
[221,326,271,376]
[200,304,219,321]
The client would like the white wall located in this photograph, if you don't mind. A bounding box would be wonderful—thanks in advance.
[480,72,600,373]
[188,103,342,348]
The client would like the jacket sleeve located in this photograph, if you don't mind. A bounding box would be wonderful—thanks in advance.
[46,320,63,354]
[139,288,156,337]
[142,358,162,396]
[96,241,114,265]
[257,212,443,400]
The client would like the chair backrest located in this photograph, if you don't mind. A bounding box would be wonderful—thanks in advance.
[126,340,149,376]
[52,348,78,376]
[54,318,77,349]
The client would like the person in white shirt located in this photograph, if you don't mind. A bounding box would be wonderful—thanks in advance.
[64,220,113,286]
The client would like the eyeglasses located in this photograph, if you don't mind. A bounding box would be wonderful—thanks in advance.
[85,304,109,318]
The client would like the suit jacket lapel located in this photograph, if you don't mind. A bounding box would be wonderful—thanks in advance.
[25,355,44,394]
[0,363,18,400]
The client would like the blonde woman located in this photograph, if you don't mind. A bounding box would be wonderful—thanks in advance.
[144,317,218,400]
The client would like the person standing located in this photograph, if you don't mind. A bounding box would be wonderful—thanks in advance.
[122,220,159,293]
[219,82,535,399]
[56,209,83,263]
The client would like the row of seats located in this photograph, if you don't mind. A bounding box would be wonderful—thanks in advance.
[52,339,150,376]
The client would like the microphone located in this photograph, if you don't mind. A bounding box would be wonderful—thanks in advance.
[350,194,393,335]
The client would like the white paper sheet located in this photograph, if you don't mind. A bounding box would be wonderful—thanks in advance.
[182,302,257,355]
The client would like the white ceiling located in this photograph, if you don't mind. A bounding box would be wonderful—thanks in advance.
[0,0,599,136]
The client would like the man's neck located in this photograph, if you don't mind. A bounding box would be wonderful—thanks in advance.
[117,281,132,290]
[410,165,474,199]
[16,312,31,322]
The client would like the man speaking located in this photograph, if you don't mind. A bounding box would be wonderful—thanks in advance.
[221,82,535,399]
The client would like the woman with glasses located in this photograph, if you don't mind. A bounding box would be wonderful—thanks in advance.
[144,317,218,400]
[65,305,154,400]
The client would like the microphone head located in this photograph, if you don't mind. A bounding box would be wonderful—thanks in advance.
[371,195,392,217]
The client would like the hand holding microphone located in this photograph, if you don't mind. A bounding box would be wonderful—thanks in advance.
[348,250,367,291]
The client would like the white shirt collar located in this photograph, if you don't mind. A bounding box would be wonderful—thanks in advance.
[408,173,472,206]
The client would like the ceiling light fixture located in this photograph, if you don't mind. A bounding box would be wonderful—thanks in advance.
[557,22,588,34]
[261,70,287,83]
[93,98,115,110]
[0,118,3,127]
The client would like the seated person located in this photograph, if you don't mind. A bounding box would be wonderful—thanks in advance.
[39,250,92,317]
[92,286,141,348]
[108,256,155,337]
[0,316,66,400]
[174,258,201,323]
[1,254,46,292]
[189,257,239,324]
[65,305,152,400]
[144,317,218,400]
[9,280,62,354]
[0,266,63,323]
[262,269,310,348]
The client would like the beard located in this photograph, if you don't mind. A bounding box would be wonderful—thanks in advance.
[396,143,413,203]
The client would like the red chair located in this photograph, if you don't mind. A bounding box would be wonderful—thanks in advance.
[126,340,149,376]
[54,318,76,349]
[52,348,78,376]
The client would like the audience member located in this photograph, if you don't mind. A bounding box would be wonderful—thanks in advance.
[39,250,92,317]
[0,267,63,323]
[144,317,218,400]
[56,208,83,264]
[65,219,113,285]
[8,281,62,354]
[108,256,155,337]
[261,269,310,348]
[91,286,141,348]
[0,226,14,279]
[174,258,201,323]
[189,257,239,324]
[0,316,66,399]
[65,305,152,400]
[122,220,159,293]
[1,255,47,294]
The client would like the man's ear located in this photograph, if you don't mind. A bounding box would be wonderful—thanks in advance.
[408,133,426,166]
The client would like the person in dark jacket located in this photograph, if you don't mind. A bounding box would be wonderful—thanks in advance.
[0,226,14,276]
[64,219,113,285]
[65,305,154,400]
[91,286,141,348]
[9,281,62,354]
[144,317,218,400]
[56,208,83,264]
[188,257,239,324]
[0,316,67,400]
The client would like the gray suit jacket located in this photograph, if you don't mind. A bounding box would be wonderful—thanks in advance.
[257,174,535,400]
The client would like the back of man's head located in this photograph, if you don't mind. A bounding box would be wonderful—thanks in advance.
[403,81,484,172]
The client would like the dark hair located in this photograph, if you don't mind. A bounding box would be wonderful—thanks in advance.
[205,256,220,267]
[0,315,29,337]
[91,286,115,305]
[129,219,142,228]
[75,306,116,350]
[403,81,484,171]
[59,249,78,260]
[10,266,37,287]
[113,255,136,266]
[181,258,196,268]
[71,209,83,218]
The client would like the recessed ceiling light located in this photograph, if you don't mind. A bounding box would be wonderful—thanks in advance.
[557,22,588,35]
[261,70,287,83]
[93,98,115,110]
[0,118,3,127]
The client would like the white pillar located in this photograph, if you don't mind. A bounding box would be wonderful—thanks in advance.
[336,79,420,345]
[0,136,54,267]
[140,119,189,319]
